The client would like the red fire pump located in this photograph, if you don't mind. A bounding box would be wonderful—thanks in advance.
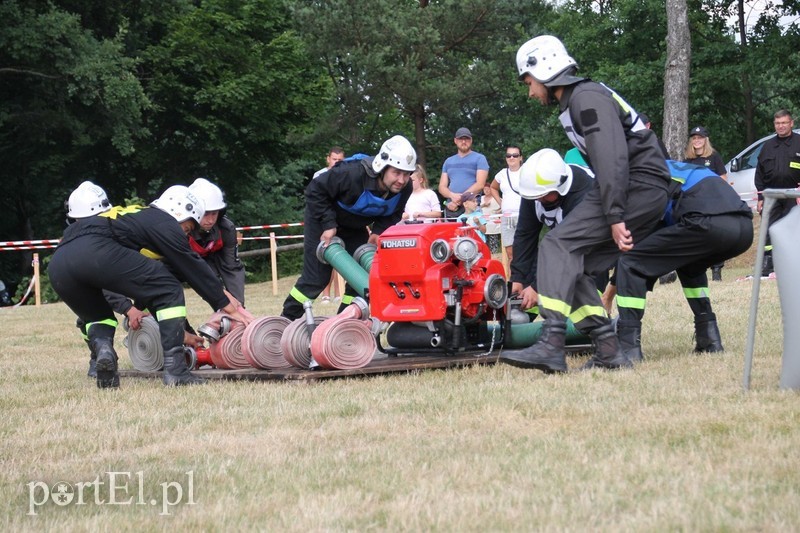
[370,222,508,354]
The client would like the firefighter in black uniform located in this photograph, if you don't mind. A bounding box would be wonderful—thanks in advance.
[754,109,800,277]
[281,135,416,320]
[50,182,252,388]
[501,35,671,373]
[510,148,596,320]
[613,162,753,361]
[188,178,246,305]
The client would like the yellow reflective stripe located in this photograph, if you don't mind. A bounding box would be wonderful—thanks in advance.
[616,295,646,310]
[538,295,572,316]
[86,318,118,333]
[569,304,607,323]
[290,287,310,304]
[341,294,355,305]
[610,91,632,113]
[156,306,187,321]
[525,306,540,315]
[140,248,163,260]
[765,245,773,251]
[790,162,800,170]
[99,205,145,219]
[683,287,710,299]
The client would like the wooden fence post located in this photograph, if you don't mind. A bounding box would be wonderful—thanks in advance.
[33,253,41,307]
[270,232,278,296]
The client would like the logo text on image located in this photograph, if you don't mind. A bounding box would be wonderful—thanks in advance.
[27,470,196,516]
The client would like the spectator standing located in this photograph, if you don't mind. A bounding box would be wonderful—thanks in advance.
[402,164,442,221]
[490,146,524,264]
[682,126,728,281]
[754,110,800,277]
[189,178,246,304]
[501,35,671,373]
[281,135,415,320]
[313,146,346,179]
[438,128,489,219]
[481,184,502,254]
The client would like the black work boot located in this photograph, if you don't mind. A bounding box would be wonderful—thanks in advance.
[500,320,568,373]
[761,252,774,278]
[694,314,724,353]
[617,321,643,364]
[162,346,206,386]
[92,338,119,389]
[582,323,633,370]
[85,339,97,378]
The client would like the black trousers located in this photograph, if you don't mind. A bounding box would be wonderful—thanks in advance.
[49,234,187,352]
[281,211,369,320]
[536,178,669,332]
[615,213,753,326]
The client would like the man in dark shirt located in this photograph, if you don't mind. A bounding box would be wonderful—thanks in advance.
[754,109,800,277]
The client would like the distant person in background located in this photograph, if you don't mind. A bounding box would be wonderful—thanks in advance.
[402,164,442,221]
[754,109,800,277]
[313,147,346,302]
[439,127,489,219]
[313,146,346,179]
[481,183,502,254]
[683,126,727,281]
[490,145,524,264]
[189,178,246,304]
[456,192,487,241]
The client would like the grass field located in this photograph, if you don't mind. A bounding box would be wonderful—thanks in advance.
[2,241,799,531]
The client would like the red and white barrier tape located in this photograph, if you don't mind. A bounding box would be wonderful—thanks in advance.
[237,222,303,231]
[0,275,36,309]
[240,235,304,241]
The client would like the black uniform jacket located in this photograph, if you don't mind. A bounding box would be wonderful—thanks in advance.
[59,206,229,311]
[306,158,412,234]
[558,80,671,226]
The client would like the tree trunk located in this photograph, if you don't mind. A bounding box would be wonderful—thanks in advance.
[412,103,427,170]
[738,0,755,144]
[663,0,691,160]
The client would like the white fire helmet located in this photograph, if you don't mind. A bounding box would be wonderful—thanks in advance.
[518,148,573,200]
[151,185,205,224]
[189,178,226,211]
[372,135,417,173]
[516,35,578,86]
[67,181,112,218]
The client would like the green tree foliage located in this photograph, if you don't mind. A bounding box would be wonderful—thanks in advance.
[0,0,149,289]
[291,0,554,176]
[137,0,326,203]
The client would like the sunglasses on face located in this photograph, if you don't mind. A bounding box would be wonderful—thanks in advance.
[506,153,521,158]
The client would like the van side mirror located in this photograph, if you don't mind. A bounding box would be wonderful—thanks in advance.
[730,158,740,172]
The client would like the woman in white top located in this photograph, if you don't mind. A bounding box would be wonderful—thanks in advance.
[402,165,443,221]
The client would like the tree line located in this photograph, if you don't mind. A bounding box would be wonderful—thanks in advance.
[2,0,798,294]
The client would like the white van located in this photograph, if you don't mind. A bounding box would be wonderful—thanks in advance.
[725,129,800,209]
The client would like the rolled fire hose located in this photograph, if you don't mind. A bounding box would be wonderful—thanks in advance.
[124,316,164,372]
[316,237,370,298]
[310,298,376,369]
[353,243,377,274]
[208,324,250,369]
[281,316,328,369]
[241,316,292,370]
